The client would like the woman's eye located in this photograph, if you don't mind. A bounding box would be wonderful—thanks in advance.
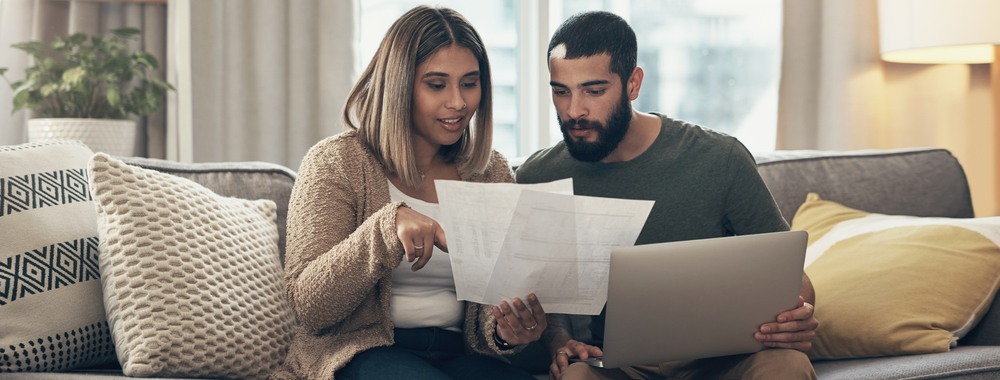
[461,81,479,88]
[428,83,445,90]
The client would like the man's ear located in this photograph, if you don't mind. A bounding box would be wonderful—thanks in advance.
[626,67,644,101]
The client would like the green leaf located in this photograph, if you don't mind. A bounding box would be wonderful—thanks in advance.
[111,28,141,39]
[11,89,29,113]
[62,66,86,85]
[39,83,58,97]
[11,41,45,58]
[106,86,121,107]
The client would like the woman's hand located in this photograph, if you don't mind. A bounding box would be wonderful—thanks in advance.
[395,206,448,271]
[492,293,547,346]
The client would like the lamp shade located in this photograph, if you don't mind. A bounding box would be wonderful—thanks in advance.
[878,0,1000,64]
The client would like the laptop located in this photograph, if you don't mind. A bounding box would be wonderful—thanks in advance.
[588,230,807,368]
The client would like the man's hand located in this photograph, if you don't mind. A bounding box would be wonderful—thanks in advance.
[549,338,603,379]
[755,296,819,352]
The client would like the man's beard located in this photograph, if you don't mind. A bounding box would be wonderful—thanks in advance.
[558,91,633,162]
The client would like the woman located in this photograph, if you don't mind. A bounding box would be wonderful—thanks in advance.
[273,6,545,380]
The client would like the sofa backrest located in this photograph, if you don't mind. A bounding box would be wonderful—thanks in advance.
[121,157,297,265]
[754,148,974,222]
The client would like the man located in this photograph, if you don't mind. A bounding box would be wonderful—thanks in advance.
[515,11,819,380]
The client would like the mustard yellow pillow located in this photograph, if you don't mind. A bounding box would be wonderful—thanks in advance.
[792,193,1000,359]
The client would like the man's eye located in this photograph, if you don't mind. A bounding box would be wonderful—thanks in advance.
[552,89,568,96]
[586,89,606,96]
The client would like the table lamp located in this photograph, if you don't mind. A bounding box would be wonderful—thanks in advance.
[878,0,1000,214]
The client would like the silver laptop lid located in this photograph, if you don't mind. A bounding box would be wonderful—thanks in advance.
[600,230,807,368]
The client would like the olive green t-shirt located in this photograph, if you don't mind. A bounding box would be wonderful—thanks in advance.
[515,114,788,341]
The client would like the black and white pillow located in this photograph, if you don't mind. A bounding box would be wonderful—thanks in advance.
[0,141,115,372]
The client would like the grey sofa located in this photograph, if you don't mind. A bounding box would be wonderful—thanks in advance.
[7,148,1000,379]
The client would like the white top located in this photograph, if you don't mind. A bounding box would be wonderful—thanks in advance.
[387,180,464,331]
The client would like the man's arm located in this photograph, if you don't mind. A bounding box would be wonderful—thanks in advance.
[543,314,603,379]
[802,272,815,306]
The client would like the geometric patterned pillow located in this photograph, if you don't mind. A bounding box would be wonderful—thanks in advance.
[0,141,115,372]
[88,153,294,379]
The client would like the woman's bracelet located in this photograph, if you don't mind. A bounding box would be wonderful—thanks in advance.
[493,329,513,348]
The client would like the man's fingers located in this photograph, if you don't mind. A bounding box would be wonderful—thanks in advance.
[777,301,814,323]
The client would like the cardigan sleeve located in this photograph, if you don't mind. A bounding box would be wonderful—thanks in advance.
[283,138,404,333]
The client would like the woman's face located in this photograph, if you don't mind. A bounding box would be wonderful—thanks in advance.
[411,45,482,149]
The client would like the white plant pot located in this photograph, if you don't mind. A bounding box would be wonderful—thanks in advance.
[27,118,137,157]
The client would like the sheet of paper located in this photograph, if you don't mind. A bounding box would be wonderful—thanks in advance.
[436,179,653,315]
[485,190,653,314]
[435,179,573,302]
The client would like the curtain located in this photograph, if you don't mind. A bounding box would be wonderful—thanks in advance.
[777,0,997,217]
[170,0,355,170]
[0,0,168,157]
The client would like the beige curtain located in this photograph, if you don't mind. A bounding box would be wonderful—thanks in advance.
[778,0,997,216]
[170,0,354,170]
[0,0,168,157]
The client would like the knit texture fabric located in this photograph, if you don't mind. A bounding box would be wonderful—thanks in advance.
[274,131,521,379]
[88,153,294,379]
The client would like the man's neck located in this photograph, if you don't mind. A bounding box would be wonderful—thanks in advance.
[600,111,660,163]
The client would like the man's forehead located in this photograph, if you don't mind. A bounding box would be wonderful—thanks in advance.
[549,51,616,83]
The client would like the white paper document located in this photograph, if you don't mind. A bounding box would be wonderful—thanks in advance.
[436,179,653,315]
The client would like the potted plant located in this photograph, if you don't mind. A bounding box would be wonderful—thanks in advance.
[0,27,173,156]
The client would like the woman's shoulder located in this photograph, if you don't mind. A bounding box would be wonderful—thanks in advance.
[476,150,514,183]
[302,130,369,163]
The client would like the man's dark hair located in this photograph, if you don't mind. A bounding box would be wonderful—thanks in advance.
[548,11,637,83]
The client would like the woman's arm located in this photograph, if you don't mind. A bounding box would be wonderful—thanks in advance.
[283,141,403,332]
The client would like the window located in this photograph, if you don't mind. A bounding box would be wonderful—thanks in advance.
[360,0,782,158]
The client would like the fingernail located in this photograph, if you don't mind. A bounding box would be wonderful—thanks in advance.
[761,326,769,333]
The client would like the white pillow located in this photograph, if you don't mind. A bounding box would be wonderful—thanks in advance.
[0,141,116,372]
[88,153,295,379]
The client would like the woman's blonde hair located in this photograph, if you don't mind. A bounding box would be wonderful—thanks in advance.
[344,5,493,189]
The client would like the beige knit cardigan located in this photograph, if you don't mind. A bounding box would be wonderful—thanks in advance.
[272,131,523,379]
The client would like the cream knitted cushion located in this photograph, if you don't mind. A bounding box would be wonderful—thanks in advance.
[1,141,115,372]
[87,153,294,379]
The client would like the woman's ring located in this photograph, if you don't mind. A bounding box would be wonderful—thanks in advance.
[525,323,538,331]
[414,245,424,250]
[557,351,568,356]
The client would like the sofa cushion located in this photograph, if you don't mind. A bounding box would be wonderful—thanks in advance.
[812,345,1000,380]
[87,153,295,379]
[119,157,296,266]
[0,141,116,372]
[793,193,1000,360]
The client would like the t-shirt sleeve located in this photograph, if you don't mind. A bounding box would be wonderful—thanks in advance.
[721,139,790,235]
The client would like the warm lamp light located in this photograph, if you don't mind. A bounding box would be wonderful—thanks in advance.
[878,0,1000,216]
[878,0,1000,64]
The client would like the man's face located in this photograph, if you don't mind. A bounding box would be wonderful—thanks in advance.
[549,53,633,162]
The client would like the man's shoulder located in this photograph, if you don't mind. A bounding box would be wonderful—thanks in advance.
[515,142,571,184]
